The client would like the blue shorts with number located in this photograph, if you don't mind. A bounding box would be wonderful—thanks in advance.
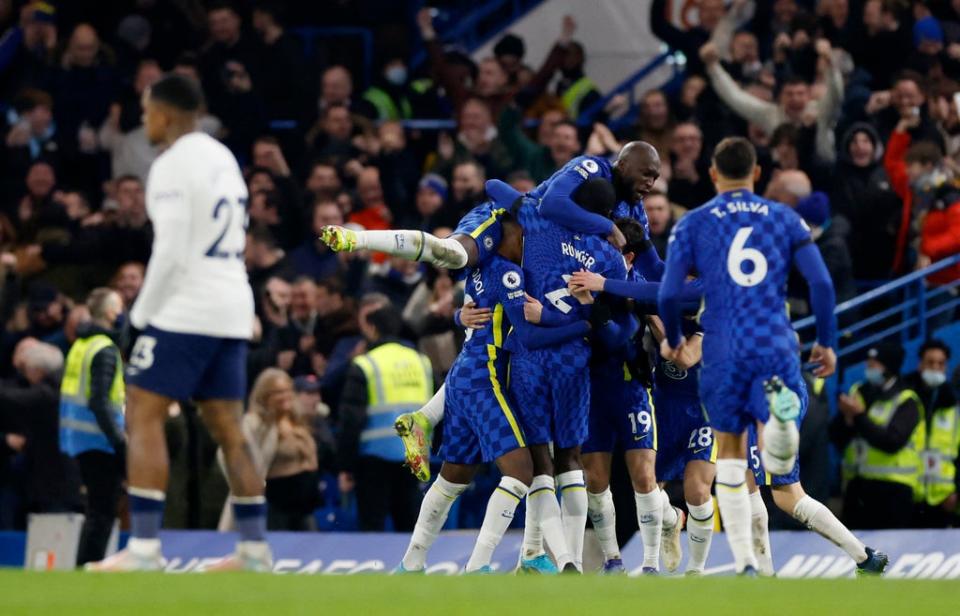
[582,366,655,454]
[453,203,504,267]
[439,354,526,464]
[125,326,247,401]
[747,379,808,486]
[699,353,804,435]
[654,394,715,481]
[509,345,590,449]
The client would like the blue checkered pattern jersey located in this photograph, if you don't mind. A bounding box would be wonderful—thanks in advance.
[528,155,613,202]
[663,189,813,363]
[452,201,508,267]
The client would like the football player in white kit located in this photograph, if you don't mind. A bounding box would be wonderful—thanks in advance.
[88,74,271,572]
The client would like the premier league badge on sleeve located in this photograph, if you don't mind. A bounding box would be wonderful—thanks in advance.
[502,271,521,290]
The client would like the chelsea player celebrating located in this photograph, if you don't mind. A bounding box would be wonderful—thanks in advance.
[658,138,837,575]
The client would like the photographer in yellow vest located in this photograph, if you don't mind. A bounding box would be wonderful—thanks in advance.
[830,343,922,529]
[58,288,127,566]
[904,340,959,527]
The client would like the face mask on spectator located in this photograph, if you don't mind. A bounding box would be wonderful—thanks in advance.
[385,66,407,86]
[922,369,947,388]
[865,367,886,386]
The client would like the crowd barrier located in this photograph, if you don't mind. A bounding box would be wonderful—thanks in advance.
[3,524,960,577]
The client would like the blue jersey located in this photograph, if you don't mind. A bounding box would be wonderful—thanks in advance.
[662,189,812,363]
[506,198,627,354]
[446,255,524,391]
[613,200,650,235]
[528,155,613,201]
[452,201,508,268]
[652,319,702,403]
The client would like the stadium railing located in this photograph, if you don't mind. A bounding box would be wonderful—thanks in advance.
[793,253,960,413]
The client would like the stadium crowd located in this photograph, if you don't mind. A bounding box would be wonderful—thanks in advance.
[0,0,958,537]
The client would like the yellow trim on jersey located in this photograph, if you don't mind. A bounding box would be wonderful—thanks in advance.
[648,387,658,451]
[492,304,504,348]
[486,344,525,448]
[709,439,718,463]
[623,362,631,381]
[469,208,507,239]
[764,470,773,486]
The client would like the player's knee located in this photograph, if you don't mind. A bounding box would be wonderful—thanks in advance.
[585,473,609,493]
[630,474,657,494]
[554,447,582,474]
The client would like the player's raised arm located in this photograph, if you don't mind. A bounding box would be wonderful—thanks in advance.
[537,157,617,236]
[499,264,591,350]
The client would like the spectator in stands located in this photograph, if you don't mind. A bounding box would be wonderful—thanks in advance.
[493,33,526,86]
[401,173,451,230]
[831,122,902,280]
[318,65,376,120]
[98,59,162,181]
[231,369,321,531]
[554,36,601,122]
[199,2,261,117]
[247,225,294,299]
[869,71,944,150]
[448,160,486,222]
[363,56,418,122]
[289,200,343,281]
[667,122,712,209]
[294,375,336,474]
[402,265,458,383]
[831,343,921,529]
[498,104,580,183]
[764,169,811,207]
[848,0,910,89]
[0,2,57,100]
[431,97,513,181]
[367,121,419,222]
[633,90,674,163]
[642,190,674,258]
[701,38,843,164]
[304,161,342,203]
[306,103,362,173]
[337,304,431,532]
[251,1,309,122]
[918,172,960,288]
[650,0,727,78]
[348,167,392,233]
[904,340,959,528]
[2,89,59,200]
[794,190,857,307]
[279,277,319,377]
[111,261,143,310]
[0,341,80,520]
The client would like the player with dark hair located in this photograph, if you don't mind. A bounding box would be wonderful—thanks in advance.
[658,136,840,575]
[88,74,270,572]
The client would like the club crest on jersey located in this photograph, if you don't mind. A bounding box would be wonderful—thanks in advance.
[502,271,521,290]
[483,236,495,250]
[662,360,688,380]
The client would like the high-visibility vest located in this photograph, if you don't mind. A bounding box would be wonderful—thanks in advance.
[362,87,412,121]
[561,76,598,119]
[842,384,924,494]
[353,342,432,463]
[920,399,960,507]
[59,334,125,456]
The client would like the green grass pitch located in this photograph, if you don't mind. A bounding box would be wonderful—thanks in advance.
[0,571,956,616]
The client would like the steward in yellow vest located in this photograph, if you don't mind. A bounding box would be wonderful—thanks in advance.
[832,343,921,529]
[337,304,432,531]
[904,340,959,527]
[556,42,601,121]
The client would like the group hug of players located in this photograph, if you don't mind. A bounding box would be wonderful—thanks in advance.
[321,137,890,577]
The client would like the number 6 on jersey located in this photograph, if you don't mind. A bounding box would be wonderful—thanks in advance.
[727,227,768,287]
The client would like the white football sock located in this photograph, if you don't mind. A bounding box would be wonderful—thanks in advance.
[748,489,774,575]
[792,495,867,563]
[716,459,758,573]
[401,476,467,571]
[528,475,572,567]
[660,489,679,529]
[466,477,528,571]
[685,500,715,573]
[558,471,587,571]
[587,488,620,561]
[356,230,468,269]
[418,384,446,427]
[522,496,543,559]
[634,488,663,570]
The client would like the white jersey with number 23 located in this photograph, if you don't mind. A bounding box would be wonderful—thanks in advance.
[130,131,254,339]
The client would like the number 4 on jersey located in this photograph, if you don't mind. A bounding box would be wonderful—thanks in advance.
[727,227,768,287]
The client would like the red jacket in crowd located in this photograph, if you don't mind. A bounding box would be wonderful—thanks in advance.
[921,200,960,285]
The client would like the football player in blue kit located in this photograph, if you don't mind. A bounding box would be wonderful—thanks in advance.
[570,241,714,576]
[658,137,839,575]
[744,374,889,576]
[395,212,599,574]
